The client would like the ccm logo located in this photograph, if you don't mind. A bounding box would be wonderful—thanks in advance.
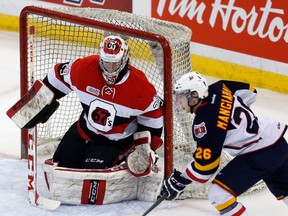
[88,180,99,204]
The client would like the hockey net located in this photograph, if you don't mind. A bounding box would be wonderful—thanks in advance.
[20,6,265,199]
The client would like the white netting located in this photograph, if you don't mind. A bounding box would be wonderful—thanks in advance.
[21,6,265,199]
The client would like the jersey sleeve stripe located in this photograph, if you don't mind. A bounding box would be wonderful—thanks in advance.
[140,107,163,118]
[194,156,221,171]
[137,115,164,129]
[184,167,210,183]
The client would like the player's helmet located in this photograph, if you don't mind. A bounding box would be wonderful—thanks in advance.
[174,71,208,101]
[99,36,129,84]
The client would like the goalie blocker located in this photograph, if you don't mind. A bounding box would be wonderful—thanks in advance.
[43,159,164,204]
[6,80,59,129]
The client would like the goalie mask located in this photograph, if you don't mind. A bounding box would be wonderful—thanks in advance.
[99,36,129,85]
[173,71,208,112]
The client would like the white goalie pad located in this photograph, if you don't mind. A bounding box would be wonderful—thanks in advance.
[137,168,164,202]
[6,80,55,128]
[43,159,137,205]
[42,159,164,205]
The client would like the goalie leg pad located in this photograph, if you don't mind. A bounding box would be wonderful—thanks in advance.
[43,159,138,205]
[137,168,164,202]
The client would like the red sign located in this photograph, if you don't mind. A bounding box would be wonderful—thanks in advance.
[40,0,132,12]
[152,0,288,64]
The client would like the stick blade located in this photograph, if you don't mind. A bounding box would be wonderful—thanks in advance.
[32,196,61,210]
[29,192,60,210]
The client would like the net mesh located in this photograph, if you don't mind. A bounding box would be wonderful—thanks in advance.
[22,7,265,199]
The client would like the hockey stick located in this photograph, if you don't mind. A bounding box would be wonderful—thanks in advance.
[142,192,168,216]
[27,127,60,210]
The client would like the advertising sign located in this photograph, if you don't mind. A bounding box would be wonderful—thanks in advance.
[152,0,288,64]
[40,0,132,12]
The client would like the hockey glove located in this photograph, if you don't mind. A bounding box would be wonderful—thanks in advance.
[161,170,192,200]
[126,131,158,177]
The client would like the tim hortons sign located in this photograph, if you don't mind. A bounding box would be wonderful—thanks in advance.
[153,0,288,64]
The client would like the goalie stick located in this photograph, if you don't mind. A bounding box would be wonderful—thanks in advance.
[15,25,58,210]
[27,127,61,210]
[142,191,168,216]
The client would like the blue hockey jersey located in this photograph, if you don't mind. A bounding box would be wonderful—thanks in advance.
[182,80,287,183]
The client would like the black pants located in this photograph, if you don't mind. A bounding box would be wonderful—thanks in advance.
[53,122,133,169]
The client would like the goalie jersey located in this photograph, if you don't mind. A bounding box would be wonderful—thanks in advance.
[183,80,287,183]
[43,55,163,142]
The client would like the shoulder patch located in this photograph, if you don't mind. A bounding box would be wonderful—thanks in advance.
[194,122,207,138]
[58,62,70,76]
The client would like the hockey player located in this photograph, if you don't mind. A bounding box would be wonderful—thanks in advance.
[41,35,164,173]
[161,71,288,215]
[7,35,164,204]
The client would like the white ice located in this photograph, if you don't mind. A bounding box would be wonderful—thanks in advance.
[0,30,287,216]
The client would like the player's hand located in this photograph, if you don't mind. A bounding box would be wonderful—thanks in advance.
[161,170,191,200]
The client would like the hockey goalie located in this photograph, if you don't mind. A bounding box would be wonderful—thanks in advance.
[7,35,164,205]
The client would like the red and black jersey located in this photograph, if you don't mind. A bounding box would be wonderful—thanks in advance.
[183,80,287,183]
[43,55,163,142]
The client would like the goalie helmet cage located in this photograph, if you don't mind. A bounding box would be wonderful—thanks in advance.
[19,6,265,199]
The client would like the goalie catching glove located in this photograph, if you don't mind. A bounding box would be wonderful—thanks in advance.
[126,131,163,177]
[161,169,192,200]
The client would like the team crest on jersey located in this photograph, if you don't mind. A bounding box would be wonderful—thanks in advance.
[194,122,207,138]
[88,99,116,132]
[101,85,116,99]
